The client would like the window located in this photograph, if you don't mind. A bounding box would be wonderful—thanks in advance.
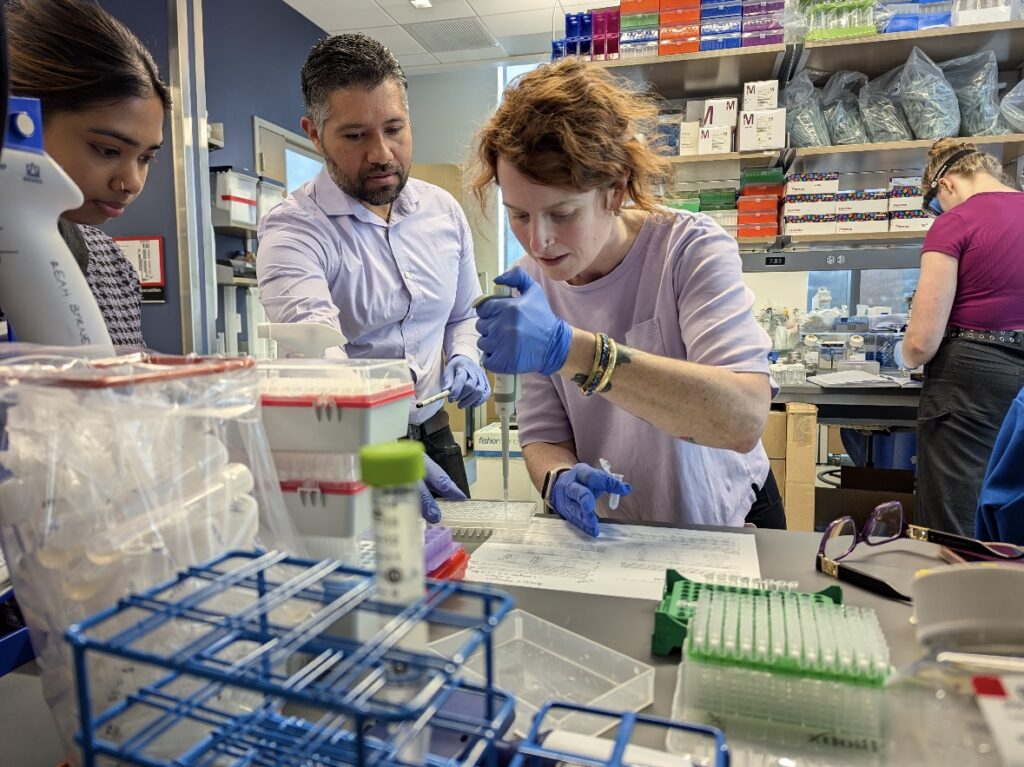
[498,63,543,271]
[253,117,323,193]
[805,268,919,314]
[285,145,324,190]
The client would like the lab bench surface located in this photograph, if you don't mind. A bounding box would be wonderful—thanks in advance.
[1,526,934,764]
[775,383,921,427]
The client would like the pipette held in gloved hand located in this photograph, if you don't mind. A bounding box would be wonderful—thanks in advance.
[415,389,451,409]
[550,463,631,538]
[474,283,524,504]
[419,455,466,524]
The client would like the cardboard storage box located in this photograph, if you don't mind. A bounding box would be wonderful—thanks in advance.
[737,108,786,151]
[742,79,779,110]
[760,402,818,531]
[784,172,839,195]
[698,125,733,154]
[702,97,739,127]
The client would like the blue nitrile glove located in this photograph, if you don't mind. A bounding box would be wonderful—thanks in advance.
[550,463,632,538]
[419,455,467,523]
[475,266,573,376]
[442,355,491,409]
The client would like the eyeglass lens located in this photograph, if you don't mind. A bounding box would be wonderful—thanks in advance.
[867,502,903,543]
[824,518,856,561]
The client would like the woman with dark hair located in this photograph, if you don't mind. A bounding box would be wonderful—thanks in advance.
[5,0,171,347]
[471,59,781,537]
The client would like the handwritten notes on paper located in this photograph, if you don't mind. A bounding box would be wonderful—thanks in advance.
[465,517,761,601]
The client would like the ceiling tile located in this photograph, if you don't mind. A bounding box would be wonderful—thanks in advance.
[433,45,508,63]
[383,0,476,24]
[339,24,428,55]
[397,52,441,67]
[481,9,558,37]
[498,31,554,57]
[467,0,561,13]
[282,0,392,30]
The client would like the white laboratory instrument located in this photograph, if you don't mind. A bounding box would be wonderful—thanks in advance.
[0,97,112,349]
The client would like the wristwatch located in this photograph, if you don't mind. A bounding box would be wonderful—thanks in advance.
[541,465,574,508]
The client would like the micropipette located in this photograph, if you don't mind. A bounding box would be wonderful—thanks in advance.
[492,285,521,506]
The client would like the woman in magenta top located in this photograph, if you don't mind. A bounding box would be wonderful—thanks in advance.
[902,138,1024,536]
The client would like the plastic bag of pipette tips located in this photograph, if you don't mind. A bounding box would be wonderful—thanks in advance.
[900,47,961,141]
[859,66,914,143]
[1000,78,1024,133]
[821,70,869,145]
[782,70,831,148]
[0,345,301,764]
[940,50,1011,137]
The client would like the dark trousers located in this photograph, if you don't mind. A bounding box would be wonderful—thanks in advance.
[745,467,787,529]
[409,410,471,497]
[917,338,1024,536]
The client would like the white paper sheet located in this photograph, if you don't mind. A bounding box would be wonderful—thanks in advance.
[465,517,761,601]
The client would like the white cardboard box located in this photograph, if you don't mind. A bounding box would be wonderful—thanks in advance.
[702,97,738,128]
[835,191,890,215]
[685,99,706,123]
[782,197,837,217]
[474,422,523,457]
[784,174,840,195]
[698,125,733,154]
[679,121,701,155]
[737,108,786,151]
[784,217,837,235]
[836,215,890,234]
[890,215,933,232]
[889,195,924,212]
[743,80,779,111]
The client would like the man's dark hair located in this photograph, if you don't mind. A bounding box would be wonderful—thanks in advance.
[301,33,407,131]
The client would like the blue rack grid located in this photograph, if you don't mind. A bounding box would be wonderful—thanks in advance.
[66,549,516,767]
[510,702,731,767]
[65,549,731,766]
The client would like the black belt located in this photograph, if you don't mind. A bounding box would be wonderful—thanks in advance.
[946,326,1024,349]
[406,407,449,441]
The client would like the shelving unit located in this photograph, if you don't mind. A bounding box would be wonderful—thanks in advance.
[673,150,779,166]
[603,21,1024,272]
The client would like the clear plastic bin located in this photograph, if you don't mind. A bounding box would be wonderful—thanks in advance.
[258,359,413,453]
[704,209,739,226]
[429,609,655,737]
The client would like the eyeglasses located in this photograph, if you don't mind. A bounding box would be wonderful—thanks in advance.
[816,500,1024,602]
[922,148,977,218]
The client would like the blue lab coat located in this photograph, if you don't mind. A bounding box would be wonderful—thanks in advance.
[976,385,1024,545]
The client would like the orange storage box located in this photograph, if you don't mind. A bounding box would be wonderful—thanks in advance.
[661,0,700,9]
[738,223,779,239]
[738,194,779,213]
[741,183,784,197]
[659,36,700,54]
[738,211,778,226]
[661,8,701,25]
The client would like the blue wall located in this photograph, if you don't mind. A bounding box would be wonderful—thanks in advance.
[97,0,183,353]
[203,0,324,174]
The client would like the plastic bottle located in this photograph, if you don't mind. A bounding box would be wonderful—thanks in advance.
[846,334,866,362]
[0,97,112,348]
[359,440,431,762]
[800,334,821,373]
[812,286,833,311]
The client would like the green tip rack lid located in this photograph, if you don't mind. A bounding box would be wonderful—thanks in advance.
[359,441,425,486]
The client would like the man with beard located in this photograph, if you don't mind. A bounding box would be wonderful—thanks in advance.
[257,34,487,520]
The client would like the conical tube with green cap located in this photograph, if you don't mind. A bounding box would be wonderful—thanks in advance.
[359,440,431,760]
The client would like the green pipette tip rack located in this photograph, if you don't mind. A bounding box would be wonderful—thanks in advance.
[651,569,843,657]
